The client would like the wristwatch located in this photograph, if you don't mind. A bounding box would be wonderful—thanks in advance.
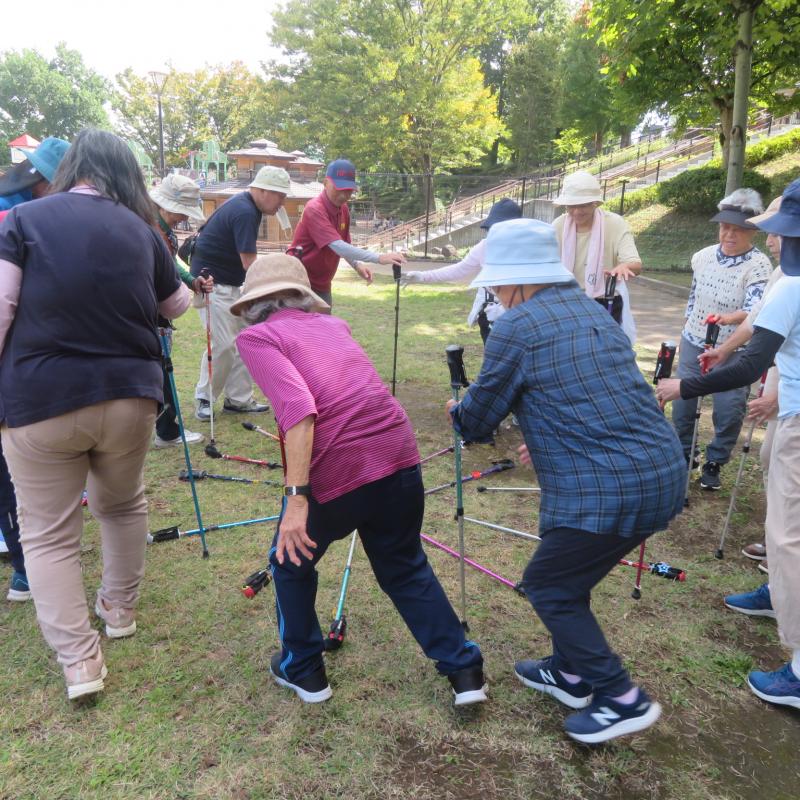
[284,484,311,497]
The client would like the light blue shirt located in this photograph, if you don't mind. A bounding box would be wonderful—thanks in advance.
[754,275,800,419]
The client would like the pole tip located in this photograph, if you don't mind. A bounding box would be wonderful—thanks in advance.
[714,549,724,560]
[631,587,641,600]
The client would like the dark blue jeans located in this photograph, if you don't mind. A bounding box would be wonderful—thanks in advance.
[270,465,483,682]
[521,526,652,697]
[0,439,24,574]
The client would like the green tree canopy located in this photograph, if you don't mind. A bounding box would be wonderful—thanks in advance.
[0,43,109,162]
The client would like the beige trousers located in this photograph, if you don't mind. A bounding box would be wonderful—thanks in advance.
[3,398,156,666]
[765,414,800,650]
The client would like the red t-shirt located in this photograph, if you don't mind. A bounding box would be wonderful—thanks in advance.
[289,191,350,294]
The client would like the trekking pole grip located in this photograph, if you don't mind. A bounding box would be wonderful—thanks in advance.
[392,263,401,281]
[445,344,469,389]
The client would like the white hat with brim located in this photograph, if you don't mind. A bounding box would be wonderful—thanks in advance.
[230,254,330,316]
[249,166,291,195]
[150,174,205,222]
[552,170,603,206]
[470,218,575,288]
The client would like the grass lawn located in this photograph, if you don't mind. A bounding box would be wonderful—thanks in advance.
[1,271,798,800]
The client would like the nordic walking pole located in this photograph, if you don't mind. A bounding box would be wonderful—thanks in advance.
[715,371,769,559]
[201,269,217,458]
[391,262,402,396]
[324,531,358,651]
[179,469,282,488]
[160,329,209,557]
[424,459,514,495]
[477,486,540,493]
[147,513,280,544]
[241,421,280,441]
[446,344,470,630]
[684,318,720,508]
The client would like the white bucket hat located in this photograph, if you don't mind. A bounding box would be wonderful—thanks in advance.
[552,170,603,206]
[249,166,291,195]
[470,219,574,288]
[230,254,330,316]
[150,174,205,222]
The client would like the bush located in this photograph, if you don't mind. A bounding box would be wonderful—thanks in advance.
[655,166,772,213]
[619,184,659,214]
[745,128,800,168]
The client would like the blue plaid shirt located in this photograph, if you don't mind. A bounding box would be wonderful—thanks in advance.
[452,283,685,537]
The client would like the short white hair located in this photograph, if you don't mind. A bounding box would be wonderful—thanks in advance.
[718,188,764,214]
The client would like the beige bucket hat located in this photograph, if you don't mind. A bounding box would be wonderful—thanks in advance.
[230,254,330,316]
[150,174,205,221]
[249,166,291,194]
[552,170,603,206]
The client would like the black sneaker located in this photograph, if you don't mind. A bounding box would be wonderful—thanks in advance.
[685,447,700,470]
[447,665,488,706]
[700,461,721,490]
[514,656,593,709]
[269,652,332,703]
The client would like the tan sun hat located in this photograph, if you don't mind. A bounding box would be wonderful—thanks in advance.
[748,196,782,227]
[552,170,603,206]
[150,174,205,221]
[230,254,330,316]
[249,166,291,194]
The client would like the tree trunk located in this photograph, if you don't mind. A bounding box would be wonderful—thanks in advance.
[725,3,755,194]
[619,127,632,148]
[718,103,734,168]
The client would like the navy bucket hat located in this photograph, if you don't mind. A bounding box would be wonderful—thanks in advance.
[755,178,800,238]
[480,198,523,230]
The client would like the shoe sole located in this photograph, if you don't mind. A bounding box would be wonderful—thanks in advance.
[453,684,488,707]
[95,604,137,638]
[747,680,800,709]
[741,549,766,561]
[67,664,108,700]
[723,601,776,618]
[515,670,593,709]
[270,668,332,703]
[222,407,269,414]
[566,702,662,744]
[758,563,769,575]
[7,588,31,602]
[700,482,721,490]
[194,413,211,422]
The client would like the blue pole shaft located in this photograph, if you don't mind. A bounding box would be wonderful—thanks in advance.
[334,531,358,619]
[160,331,209,556]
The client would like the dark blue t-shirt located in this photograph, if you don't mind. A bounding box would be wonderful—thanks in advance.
[0,192,180,427]
[190,191,262,286]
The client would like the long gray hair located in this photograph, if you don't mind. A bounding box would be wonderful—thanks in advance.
[240,291,316,325]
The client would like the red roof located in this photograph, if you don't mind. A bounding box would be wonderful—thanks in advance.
[9,134,40,148]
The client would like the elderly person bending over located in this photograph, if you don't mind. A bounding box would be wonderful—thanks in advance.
[447,219,684,744]
[0,129,191,700]
[551,171,642,343]
[670,188,772,491]
[233,254,486,706]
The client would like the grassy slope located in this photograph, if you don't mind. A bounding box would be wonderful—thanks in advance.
[1,273,799,800]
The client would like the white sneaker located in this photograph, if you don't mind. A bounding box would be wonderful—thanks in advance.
[154,430,204,448]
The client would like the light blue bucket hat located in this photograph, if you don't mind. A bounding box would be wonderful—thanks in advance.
[470,218,574,288]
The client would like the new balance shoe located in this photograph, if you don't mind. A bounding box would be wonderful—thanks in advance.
[95,597,137,638]
[7,570,31,602]
[700,461,721,490]
[747,663,800,710]
[724,583,775,618]
[563,688,661,744]
[447,665,488,706]
[64,649,108,701]
[223,398,270,414]
[269,652,332,703]
[154,430,204,448]
[195,399,212,421]
[758,560,769,575]
[514,656,593,709]
[741,542,767,561]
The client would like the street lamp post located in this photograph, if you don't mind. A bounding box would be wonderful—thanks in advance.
[148,70,169,176]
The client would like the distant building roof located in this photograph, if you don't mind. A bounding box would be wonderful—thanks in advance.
[9,134,40,148]
[289,155,323,167]
[201,177,323,201]
[228,139,294,160]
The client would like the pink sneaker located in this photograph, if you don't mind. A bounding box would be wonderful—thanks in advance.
[64,649,108,700]
[95,597,137,638]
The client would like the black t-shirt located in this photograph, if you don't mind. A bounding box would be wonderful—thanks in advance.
[0,192,180,427]
[190,191,262,286]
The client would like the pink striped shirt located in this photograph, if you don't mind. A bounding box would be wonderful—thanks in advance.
[236,308,419,503]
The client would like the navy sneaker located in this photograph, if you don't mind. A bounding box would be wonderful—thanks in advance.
[700,461,721,490]
[447,665,488,707]
[7,570,31,602]
[724,583,775,618]
[269,652,332,704]
[564,688,661,744]
[747,663,800,710]
[514,656,593,709]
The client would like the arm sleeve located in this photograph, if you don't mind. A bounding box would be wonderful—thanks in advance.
[613,218,640,264]
[680,327,784,399]
[328,239,381,265]
[742,280,768,314]
[450,315,524,441]
[685,276,697,319]
[151,231,182,302]
[0,259,22,356]
[175,255,195,288]
[236,328,318,434]
[414,240,484,284]
[232,207,261,255]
